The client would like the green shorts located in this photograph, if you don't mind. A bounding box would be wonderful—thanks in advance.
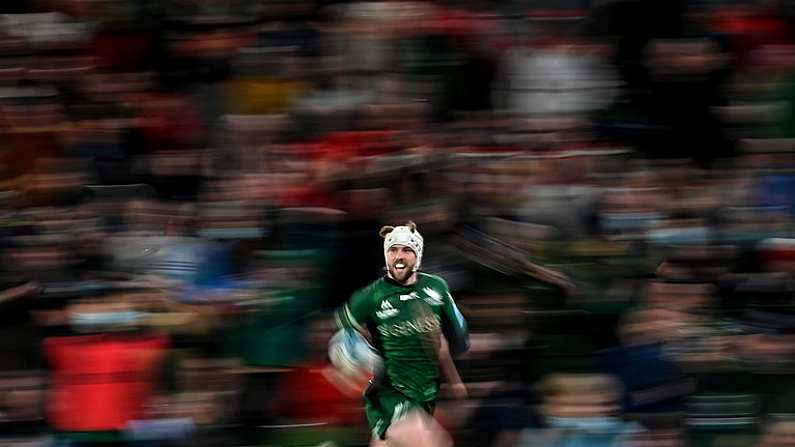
[363,385,435,440]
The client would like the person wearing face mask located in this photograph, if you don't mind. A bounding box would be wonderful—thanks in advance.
[332,221,469,447]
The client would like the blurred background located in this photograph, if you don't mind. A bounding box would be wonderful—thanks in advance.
[0,0,794,446]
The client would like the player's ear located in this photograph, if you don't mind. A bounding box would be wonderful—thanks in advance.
[379,226,395,238]
[406,221,417,232]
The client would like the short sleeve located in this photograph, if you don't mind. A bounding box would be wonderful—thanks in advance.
[335,286,372,335]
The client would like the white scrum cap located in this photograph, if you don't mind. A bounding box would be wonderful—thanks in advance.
[380,221,424,271]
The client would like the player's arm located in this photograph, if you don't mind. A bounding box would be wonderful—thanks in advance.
[438,282,468,398]
[334,286,374,341]
[440,285,469,357]
[439,336,467,399]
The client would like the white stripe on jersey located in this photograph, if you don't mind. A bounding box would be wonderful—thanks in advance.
[344,303,367,334]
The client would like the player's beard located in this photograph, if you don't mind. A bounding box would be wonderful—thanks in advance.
[388,258,416,284]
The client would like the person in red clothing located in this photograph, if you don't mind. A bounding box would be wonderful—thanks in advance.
[276,362,369,426]
[275,316,369,426]
[44,333,168,432]
[704,3,794,69]
[137,93,203,152]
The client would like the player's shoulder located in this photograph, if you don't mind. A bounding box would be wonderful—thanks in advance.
[352,277,390,298]
[418,272,449,290]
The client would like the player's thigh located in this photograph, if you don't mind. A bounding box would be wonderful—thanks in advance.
[385,409,452,447]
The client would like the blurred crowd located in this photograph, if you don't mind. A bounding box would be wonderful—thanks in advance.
[0,0,794,446]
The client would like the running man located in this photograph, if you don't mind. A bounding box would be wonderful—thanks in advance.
[334,221,469,447]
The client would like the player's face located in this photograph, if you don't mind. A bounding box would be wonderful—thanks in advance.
[386,245,417,284]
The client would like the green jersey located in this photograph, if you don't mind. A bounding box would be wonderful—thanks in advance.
[335,272,469,403]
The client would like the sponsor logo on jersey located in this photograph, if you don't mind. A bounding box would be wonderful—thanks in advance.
[422,287,444,306]
[399,292,420,301]
[375,300,399,319]
[377,315,441,337]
